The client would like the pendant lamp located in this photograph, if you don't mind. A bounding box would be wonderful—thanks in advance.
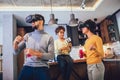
[69,0,78,27]
[48,0,57,25]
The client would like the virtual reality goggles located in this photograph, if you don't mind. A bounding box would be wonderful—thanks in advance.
[26,14,44,23]
[78,22,89,29]
[78,19,95,29]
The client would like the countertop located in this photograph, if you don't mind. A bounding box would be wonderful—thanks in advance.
[103,55,120,61]
[49,55,120,65]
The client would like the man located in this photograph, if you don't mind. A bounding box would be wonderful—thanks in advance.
[13,14,54,80]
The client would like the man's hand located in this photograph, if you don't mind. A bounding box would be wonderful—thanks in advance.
[13,35,23,49]
[14,35,23,44]
[24,48,43,58]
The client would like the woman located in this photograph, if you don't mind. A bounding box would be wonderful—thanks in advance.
[54,26,73,80]
[79,20,105,80]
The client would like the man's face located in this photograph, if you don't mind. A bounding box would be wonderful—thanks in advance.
[31,20,43,30]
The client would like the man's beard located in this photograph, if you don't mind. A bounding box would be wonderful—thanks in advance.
[32,26,38,30]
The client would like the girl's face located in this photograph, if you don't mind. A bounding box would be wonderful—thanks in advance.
[81,27,89,34]
[57,29,65,39]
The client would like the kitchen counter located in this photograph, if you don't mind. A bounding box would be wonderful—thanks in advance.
[49,55,120,65]
[103,55,120,61]
[49,56,120,80]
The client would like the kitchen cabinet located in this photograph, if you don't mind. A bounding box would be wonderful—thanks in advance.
[66,25,80,46]
[104,60,120,80]
[49,58,120,80]
[49,59,88,80]
[99,18,119,43]
[77,27,87,45]
[99,9,120,43]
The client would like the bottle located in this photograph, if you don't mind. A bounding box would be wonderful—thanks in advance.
[79,49,84,58]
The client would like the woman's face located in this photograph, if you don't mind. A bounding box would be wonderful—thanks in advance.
[81,27,89,34]
[57,29,65,39]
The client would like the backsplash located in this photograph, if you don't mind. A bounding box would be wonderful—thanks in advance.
[70,41,120,60]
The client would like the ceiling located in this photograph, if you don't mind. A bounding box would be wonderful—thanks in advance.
[0,0,119,26]
[0,0,96,7]
[0,0,102,11]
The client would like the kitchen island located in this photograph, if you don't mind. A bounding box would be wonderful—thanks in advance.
[49,56,120,80]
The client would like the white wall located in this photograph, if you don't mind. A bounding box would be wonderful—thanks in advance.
[0,15,3,45]
[2,14,17,80]
[116,11,120,34]
[0,27,2,45]
[44,24,67,40]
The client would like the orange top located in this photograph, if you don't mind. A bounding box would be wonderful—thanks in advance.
[84,35,104,64]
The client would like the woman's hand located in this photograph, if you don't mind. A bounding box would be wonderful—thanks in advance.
[59,44,71,54]
[89,44,96,50]
[68,43,72,48]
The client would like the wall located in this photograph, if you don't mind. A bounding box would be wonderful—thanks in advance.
[2,14,17,80]
[0,27,2,45]
[44,24,67,40]
[0,15,3,45]
[116,11,120,35]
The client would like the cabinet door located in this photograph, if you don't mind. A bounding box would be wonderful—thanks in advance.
[100,14,120,43]
[100,20,111,43]
[104,61,120,80]
[67,25,80,46]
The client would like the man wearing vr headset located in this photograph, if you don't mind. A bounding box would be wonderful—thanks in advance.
[13,14,54,80]
[79,19,105,80]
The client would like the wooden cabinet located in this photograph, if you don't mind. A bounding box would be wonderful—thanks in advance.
[104,61,120,80]
[49,60,120,80]
[100,19,112,43]
[100,17,119,43]
[100,9,120,43]
[49,61,88,80]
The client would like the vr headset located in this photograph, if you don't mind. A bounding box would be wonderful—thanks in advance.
[78,19,95,29]
[26,14,44,23]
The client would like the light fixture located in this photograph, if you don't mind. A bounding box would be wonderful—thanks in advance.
[81,0,86,9]
[48,0,58,25]
[69,0,78,27]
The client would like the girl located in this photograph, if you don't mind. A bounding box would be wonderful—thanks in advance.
[79,20,105,80]
[54,26,73,80]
